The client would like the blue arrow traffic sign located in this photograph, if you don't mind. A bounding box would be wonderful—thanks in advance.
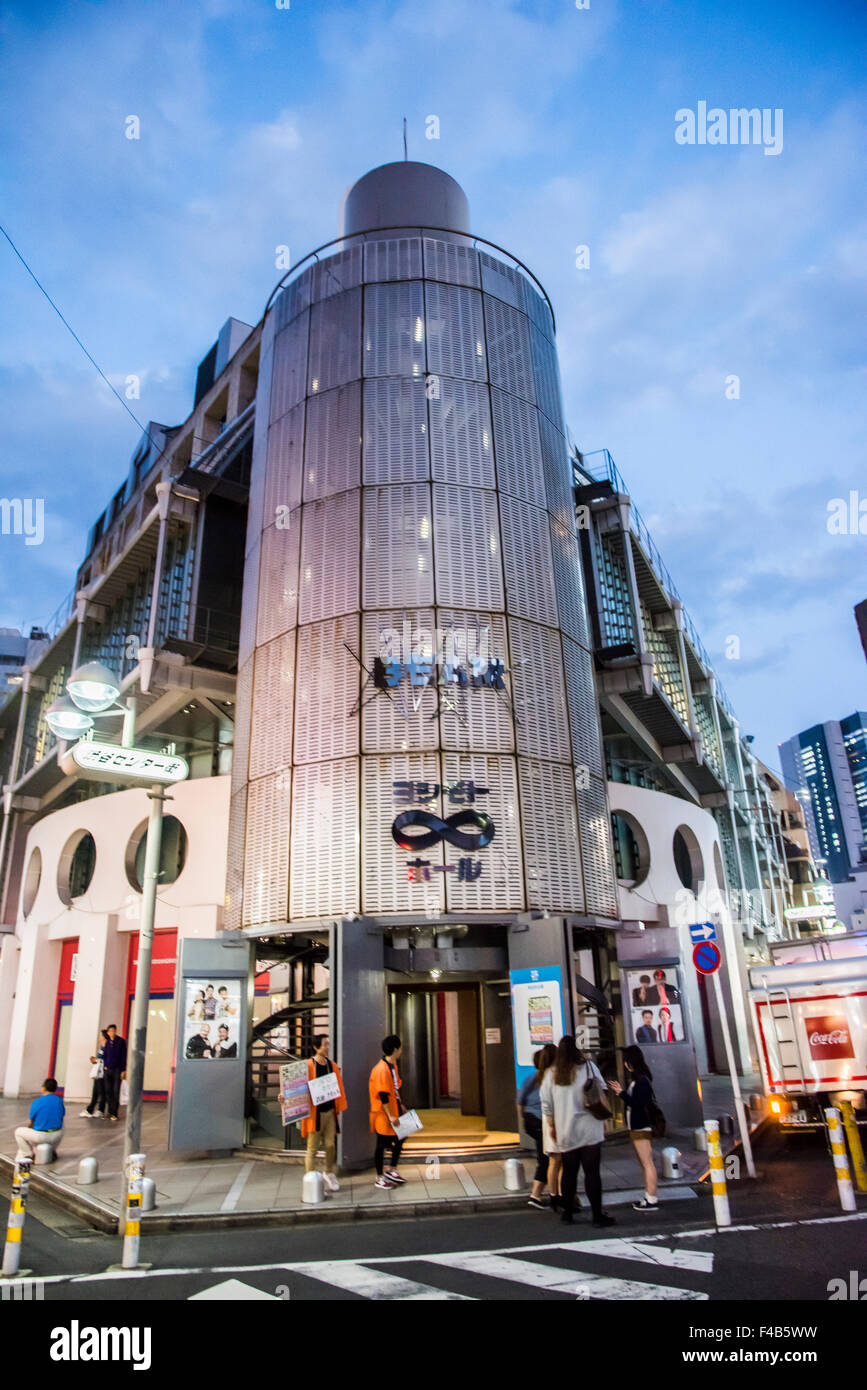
[689,921,717,944]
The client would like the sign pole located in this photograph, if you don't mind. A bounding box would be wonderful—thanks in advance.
[710,968,756,1179]
[118,780,166,1237]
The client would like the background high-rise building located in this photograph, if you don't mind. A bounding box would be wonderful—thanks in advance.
[780,712,867,929]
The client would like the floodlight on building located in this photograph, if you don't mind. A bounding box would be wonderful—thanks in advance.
[45,695,94,737]
[67,661,121,712]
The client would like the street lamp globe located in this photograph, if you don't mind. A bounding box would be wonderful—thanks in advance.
[67,661,120,713]
[45,695,94,738]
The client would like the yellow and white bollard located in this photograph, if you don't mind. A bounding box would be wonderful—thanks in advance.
[839,1100,867,1194]
[824,1108,856,1212]
[2,1157,32,1278]
[121,1153,146,1269]
[704,1119,731,1227]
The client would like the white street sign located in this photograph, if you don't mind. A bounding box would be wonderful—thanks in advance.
[60,740,189,786]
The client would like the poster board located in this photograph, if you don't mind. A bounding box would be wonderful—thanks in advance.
[280,1061,312,1125]
[509,966,565,1089]
[623,965,686,1047]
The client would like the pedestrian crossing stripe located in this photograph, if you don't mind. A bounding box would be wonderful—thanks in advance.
[418,1252,707,1301]
[269,1241,713,1302]
[286,1261,471,1301]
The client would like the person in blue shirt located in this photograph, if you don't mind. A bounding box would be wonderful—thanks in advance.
[14,1077,65,1160]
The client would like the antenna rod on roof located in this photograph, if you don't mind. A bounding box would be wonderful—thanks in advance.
[402,116,408,161]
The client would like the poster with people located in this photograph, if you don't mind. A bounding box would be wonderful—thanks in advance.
[183,979,242,1060]
[280,1060,312,1125]
[624,966,685,1046]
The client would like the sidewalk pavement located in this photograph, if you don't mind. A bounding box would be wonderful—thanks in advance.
[0,1075,763,1232]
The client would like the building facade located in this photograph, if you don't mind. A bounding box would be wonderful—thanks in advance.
[1,160,815,1161]
[572,448,805,1074]
[780,711,867,929]
[230,162,623,1163]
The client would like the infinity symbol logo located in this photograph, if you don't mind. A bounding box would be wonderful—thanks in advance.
[391,810,496,852]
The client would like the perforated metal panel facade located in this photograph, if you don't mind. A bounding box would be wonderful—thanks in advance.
[233,212,617,928]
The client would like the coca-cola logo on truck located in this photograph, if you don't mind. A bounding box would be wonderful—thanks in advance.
[804,1013,854,1061]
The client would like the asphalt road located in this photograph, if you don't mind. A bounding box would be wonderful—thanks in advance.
[2,1126,864,1303]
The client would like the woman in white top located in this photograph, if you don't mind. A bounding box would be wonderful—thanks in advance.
[540,1035,616,1228]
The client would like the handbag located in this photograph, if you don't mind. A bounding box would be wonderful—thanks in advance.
[119,1080,129,1107]
[582,1063,612,1121]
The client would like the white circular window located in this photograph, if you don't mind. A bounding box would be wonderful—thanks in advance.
[22,846,42,917]
[124,815,188,892]
[57,830,96,905]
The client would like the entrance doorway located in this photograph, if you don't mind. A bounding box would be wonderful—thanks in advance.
[388,983,519,1150]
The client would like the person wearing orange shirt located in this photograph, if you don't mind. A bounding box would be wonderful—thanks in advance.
[300,1034,347,1192]
[368,1034,406,1190]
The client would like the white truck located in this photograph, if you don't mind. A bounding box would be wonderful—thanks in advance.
[748,930,867,1132]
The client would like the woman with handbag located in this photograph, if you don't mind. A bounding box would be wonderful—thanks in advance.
[540,1035,616,1228]
[517,1044,558,1210]
[609,1044,661,1212]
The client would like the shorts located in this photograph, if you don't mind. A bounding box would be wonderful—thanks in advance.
[630,1128,652,1139]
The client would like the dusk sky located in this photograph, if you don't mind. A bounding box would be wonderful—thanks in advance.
[1,0,864,775]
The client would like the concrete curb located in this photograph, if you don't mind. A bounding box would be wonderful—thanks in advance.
[0,1150,705,1235]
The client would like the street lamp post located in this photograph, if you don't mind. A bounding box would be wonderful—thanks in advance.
[46,662,189,1253]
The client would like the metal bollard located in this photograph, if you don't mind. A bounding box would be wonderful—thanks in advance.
[504,1157,526,1191]
[661,1146,681,1180]
[717,1113,735,1138]
[2,1157,32,1278]
[141,1178,156,1212]
[33,1142,55,1166]
[824,1108,856,1212]
[704,1120,730,1227]
[839,1100,867,1194]
[77,1156,99,1186]
[121,1153,146,1269]
[694,1126,708,1152]
[301,1171,325,1204]
[748,1093,764,1115]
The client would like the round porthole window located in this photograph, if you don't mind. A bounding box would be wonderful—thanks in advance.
[22,846,42,917]
[673,825,704,893]
[713,841,725,890]
[125,815,188,892]
[610,811,650,887]
[57,831,96,905]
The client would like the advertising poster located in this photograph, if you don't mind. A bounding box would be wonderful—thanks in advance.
[280,1060,312,1125]
[183,978,242,1060]
[510,966,565,1088]
[624,966,686,1047]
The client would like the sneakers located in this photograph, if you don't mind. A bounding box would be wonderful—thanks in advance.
[632,1198,659,1212]
[109,1115,119,1122]
[323,1172,340,1193]
[374,1176,396,1190]
[80,1110,94,1118]
[592,1213,617,1228]
[527,1196,548,1210]
[386,1170,406,1185]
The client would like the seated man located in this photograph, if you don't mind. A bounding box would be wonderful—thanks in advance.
[15,1077,65,1161]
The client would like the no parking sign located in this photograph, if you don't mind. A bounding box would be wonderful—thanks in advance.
[693,940,722,975]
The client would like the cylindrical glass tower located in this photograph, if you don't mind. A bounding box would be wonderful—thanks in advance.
[227,161,617,930]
